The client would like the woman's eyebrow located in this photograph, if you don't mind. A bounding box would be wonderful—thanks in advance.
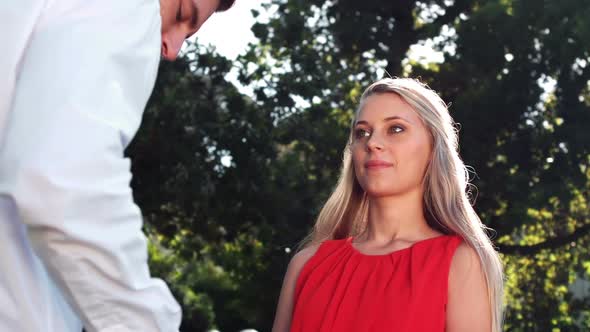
[355,116,413,126]
[383,115,413,124]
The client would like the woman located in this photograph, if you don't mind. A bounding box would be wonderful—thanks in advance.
[272,78,504,332]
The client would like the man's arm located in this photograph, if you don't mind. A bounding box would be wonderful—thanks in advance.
[0,0,181,331]
[0,0,46,134]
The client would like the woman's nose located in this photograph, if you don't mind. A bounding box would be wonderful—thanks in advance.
[366,133,384,151]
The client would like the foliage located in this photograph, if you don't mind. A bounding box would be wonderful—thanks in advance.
[126,1,590,331]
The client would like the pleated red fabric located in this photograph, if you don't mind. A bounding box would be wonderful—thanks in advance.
[290,234,463,332]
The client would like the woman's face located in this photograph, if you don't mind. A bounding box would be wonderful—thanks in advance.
[351,93,433,197]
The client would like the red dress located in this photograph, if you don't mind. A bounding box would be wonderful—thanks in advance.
[290,234,463,332]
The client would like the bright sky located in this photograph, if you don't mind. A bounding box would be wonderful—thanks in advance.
[188,1,268,59]
[191,1,445,66]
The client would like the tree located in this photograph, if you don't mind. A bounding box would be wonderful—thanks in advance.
[126,1,590,330]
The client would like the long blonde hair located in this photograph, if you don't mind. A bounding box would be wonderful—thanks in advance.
[303,78,504,331]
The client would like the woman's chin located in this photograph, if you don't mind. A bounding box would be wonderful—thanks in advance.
[363,184,420,198]
[363,188,400,198]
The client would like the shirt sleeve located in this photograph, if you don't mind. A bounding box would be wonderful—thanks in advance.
[0,0,46,134]
[0,0,182,331]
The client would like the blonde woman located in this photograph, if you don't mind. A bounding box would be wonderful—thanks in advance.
[272,78,504,332]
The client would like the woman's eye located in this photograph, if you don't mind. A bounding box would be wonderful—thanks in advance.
[388,125,404,134]
[354,128,370,139]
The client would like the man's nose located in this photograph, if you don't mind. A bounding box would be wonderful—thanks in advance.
[161,34,183,61]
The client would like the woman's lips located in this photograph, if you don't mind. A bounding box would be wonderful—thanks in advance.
[364,160,394,169]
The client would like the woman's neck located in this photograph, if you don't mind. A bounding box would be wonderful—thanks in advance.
[361,187,439,244]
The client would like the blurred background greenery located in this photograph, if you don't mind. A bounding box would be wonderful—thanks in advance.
[124,0,590,331]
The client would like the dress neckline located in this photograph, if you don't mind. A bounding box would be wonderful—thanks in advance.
[346,234,454,258]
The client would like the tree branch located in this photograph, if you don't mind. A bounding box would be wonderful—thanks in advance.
[497,222,590,255]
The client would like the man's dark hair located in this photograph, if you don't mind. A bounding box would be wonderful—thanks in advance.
[217,0,236,12]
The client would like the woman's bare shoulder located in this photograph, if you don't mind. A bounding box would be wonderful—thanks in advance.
[288,243,322,272]
[447,242,492,331]
[272,242,323,332]
[450,242,482,277]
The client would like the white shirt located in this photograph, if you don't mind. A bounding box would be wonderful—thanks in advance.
[0,0,182,331]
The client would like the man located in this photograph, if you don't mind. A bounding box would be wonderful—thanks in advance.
[0,0,235,331]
